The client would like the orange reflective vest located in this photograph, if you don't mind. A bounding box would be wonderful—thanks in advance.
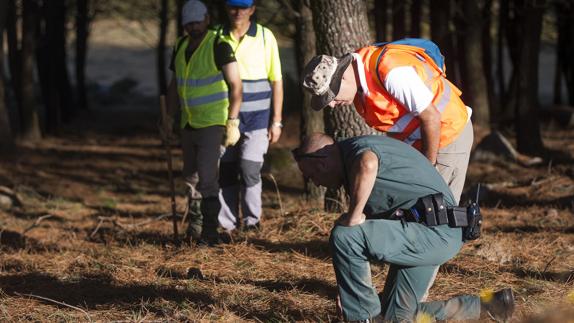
[353,44,469,149]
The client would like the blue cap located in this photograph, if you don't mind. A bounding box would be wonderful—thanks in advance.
[226,0,253,8]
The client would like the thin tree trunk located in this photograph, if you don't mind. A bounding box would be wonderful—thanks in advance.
[430,0,460,87]
[497,0,508,115]
[158,0,168,96]
[175,0,184,38]
[293,0,324,201]
[374,0,387,42]
[481,0,497,121]
[76,0,89,110]
[392,0,406,39]
[38,0,71,134]
[310,0,374,212]
[7,0,19,100]
[514,0,544,154]
[410,0,422,37]
[20,0,42,141]
[0,0,13,148]
[556,1,574,105]
[456,0,490,130]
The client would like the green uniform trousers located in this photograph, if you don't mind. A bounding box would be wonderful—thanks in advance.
[330,219,481,322]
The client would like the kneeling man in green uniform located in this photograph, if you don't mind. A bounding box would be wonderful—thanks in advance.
[293,133,514,323]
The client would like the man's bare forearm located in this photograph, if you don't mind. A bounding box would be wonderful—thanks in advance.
[222,62,242,119]
[418,105,441,164]
[346,151,378,225]
[271,80,283,123]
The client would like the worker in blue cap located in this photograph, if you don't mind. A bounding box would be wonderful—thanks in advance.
[217,0,284,233]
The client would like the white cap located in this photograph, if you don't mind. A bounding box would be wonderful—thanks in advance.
[182,0,208,26]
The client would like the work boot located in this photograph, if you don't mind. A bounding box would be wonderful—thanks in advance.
[185,198,202,241]
[197,197,222,246]
[480,288,515,322]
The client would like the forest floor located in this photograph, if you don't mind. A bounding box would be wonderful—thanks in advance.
[0,99,573,323]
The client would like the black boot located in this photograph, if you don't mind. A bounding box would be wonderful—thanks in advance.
[185,197,202,241]
[480,288,515,322]
[198,197,222,246]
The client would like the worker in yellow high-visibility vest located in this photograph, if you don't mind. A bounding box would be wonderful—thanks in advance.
[164,0,242,246]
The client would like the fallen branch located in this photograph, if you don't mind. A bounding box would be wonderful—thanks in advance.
[266,173,285,217]
[22,214,54,235]
[90,214,174,238]
[15,292,92,322]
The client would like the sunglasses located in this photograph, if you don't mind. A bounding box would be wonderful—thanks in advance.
[291,148,328,162]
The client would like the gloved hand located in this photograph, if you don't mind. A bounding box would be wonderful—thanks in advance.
[223,118,240,147]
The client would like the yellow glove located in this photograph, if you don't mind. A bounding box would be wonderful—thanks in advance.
[223,118,240,147]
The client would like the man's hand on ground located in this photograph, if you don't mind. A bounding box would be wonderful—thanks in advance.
[336,213,366,227]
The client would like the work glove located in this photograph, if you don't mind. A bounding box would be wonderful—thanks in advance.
[223,118,240,147]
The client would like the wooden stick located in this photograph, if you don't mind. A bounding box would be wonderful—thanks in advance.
[159,95,179,243]
[15,292,92,322]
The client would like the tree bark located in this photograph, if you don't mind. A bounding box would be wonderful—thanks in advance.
[158,0,168,96]
[481,0,497,120]
[7,0,19,100]
[310,0,375,211]
[430,0,460,87]
[410,0,422,37]
[294,0,324,200]
[40,0,72,133]
[513,0,544,154]
[392,0,406,39]
[175,0,184,38]
[374,0,387,42]
[496,0,508,116]
[456,0,490,130]
[76,0,90,111]
[0,0,13,148]
[20,0,42,141]
[556,1,574,105]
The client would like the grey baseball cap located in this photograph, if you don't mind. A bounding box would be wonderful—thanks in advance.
[301,54,353,111]
[182,0,208,26]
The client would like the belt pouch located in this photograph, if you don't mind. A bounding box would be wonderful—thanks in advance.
[447,207,468,227]
[420,196,438,226]
[432,193,448,225]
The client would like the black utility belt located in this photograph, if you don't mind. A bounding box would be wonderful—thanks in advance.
[394,193,482,241]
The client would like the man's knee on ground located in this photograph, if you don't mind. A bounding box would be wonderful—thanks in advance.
[240,159,262,187]
[220,162,240,187]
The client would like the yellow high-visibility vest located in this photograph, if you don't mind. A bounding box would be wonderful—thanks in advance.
[174,30,228,129]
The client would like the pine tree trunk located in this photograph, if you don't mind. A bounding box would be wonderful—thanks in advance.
[158,0,168,96]
[374,0,387,42]
[0,0,13,148]
[481,0,497,120]
[294,0,325,201]
[20,0,42,141]
[392,0,406,39]
[430,0,460,87]
[556,1,574,105]
[456,0,490,130]
[410,0,422,37]
[175,0,184,38]
[310,0,375,212]
[496,0,508,117]
[37,0,72,134]
[7,0,19,102]
[514,0,544,154]
[76,0,89,111]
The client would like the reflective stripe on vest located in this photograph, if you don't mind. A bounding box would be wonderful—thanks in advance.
[240,78,272,112]
[174,31,229,129]
[354,45,468,149]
